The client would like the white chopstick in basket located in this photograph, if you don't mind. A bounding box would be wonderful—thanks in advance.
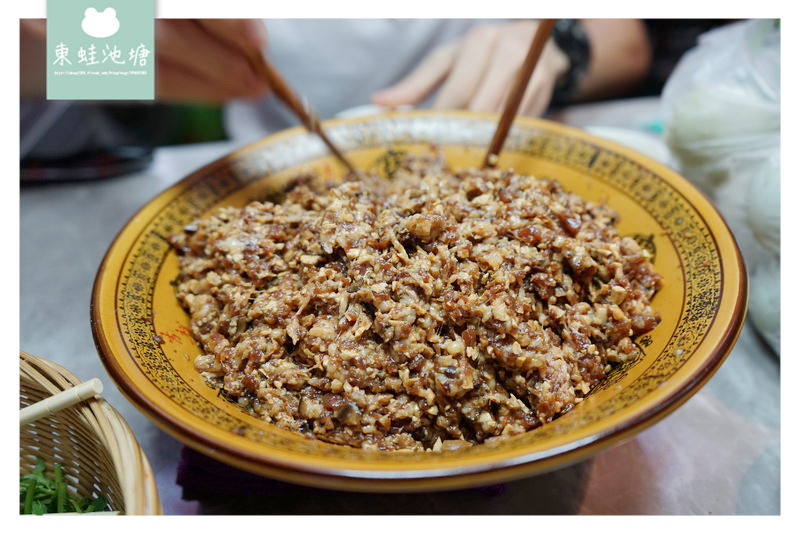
[20,378,104,426]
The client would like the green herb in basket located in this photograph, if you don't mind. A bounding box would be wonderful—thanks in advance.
[20,457,110,515]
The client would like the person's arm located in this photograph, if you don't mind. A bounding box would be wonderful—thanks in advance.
[372,19,652,116]
[20,20,47,100]
[572,19,651,102]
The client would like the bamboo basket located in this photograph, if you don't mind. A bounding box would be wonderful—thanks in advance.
[19,351,161,515]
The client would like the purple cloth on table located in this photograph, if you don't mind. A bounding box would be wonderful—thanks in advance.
[176,445,507,499]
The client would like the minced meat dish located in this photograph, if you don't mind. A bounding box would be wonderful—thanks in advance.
[168,150,662,451]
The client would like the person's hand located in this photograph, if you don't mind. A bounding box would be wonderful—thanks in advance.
[156,19,270,103]
[372,20,569,117]
[20,20,47,100]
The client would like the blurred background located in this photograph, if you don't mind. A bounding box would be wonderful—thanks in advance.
[20,19,731,180]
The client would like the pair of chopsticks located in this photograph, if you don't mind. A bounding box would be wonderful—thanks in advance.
[242,20,555,174]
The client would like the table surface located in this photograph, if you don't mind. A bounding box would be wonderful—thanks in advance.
[19,97,780,515]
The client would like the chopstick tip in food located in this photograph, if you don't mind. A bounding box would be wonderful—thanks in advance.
[247,50,357,174]
[483,19,557,169]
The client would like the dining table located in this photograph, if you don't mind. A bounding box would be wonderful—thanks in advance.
[19,96,780,515]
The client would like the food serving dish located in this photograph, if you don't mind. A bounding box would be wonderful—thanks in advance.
[91,110,747,491]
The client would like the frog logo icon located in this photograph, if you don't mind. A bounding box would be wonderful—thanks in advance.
[81,7,120,38]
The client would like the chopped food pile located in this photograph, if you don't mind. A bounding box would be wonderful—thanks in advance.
[169,151,662,451]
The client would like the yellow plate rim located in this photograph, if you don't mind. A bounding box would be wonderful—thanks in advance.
[91,110,748,491]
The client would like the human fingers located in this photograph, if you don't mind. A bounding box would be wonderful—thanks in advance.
[21,19,47,39]
[494,65,556,118]
[371,41,458,106]
[433,25,499,109]
[467,23,539,112]
[156,20,268,100]
[467,46,523,112]
[512,43,568,117]
[195,19,268,55]
[491,39,568,117]
[516,75,554,117]
[21,20,47,99]
[156,56,264,103]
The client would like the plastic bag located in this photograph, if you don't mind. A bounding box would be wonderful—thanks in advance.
[662,19,780,354]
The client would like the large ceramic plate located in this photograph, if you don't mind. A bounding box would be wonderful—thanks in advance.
[91,111,747,491]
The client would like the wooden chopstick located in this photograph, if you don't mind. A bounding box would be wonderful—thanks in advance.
[482,19,557,168]
[246,50,357,174]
